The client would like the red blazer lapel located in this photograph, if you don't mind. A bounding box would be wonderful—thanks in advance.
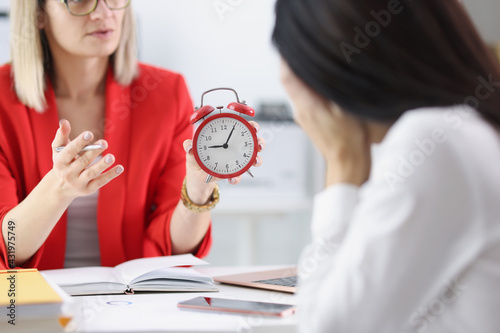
[97,69,132,266]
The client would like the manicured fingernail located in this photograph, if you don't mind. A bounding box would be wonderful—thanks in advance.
[259,144,263,151]
[187,145,192,154]
[254,124,260,132]
[116,166,124,174]
[229,178,237,184]
[105,155,113,164]
[254,156,262,165]
[83,132,92,141]
[59,119,64,126]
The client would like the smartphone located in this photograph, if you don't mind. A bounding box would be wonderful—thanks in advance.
[178,297,296,317]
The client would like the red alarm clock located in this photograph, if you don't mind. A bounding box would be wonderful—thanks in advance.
[190,88,258,183]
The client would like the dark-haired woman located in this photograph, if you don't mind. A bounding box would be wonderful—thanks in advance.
[273,0,500,332]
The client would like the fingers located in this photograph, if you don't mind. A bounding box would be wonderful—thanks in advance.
[79,151,114,182]
[50,122,124,198]
[248,121,264,164]
[248,121,260,133]
[61,143,123,196]
[247,121,265,152]
[257,137,265,152]
[248,122,263,167]
[183,139,193,155]
[51,119,71,152]
[228,176,242,185]
[54,130,96,165]
[86,165,124,194]
[69,139,108,172]
[253,156,263,167]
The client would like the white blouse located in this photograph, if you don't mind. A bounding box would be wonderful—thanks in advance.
[298,106,500,333]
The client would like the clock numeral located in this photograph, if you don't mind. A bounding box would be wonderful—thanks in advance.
[244,142,248,147]
[205,136,212,141]
[243,153,248,158]
[221,125,228,131]
[211,128,217,133]
[226,164,229,170]
[204,145,207,151]
[206,156,211,161]
[215,162,218,168]
[241,131,247,137]
[236,160,239,165]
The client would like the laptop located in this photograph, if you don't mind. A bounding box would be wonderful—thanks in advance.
[213,266,298,293]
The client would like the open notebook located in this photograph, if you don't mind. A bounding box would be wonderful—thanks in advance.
[42,254,218,296]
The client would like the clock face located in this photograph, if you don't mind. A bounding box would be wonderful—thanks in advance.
[193,113,258,178]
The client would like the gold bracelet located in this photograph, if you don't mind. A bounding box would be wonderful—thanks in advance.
[180,177,219,213]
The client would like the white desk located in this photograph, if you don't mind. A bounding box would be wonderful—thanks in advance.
[65,266,298,333]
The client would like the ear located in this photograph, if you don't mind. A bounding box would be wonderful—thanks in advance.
[328,101,345,117]
[37,6,46,29]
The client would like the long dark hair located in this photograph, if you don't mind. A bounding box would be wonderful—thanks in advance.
[272,0,500,124]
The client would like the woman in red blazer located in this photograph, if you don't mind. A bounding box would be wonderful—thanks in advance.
[0,0,263,270]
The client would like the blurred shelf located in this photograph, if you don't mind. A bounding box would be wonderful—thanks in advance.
[213,193,313,215]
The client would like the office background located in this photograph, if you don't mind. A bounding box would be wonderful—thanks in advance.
[0,0,499,266]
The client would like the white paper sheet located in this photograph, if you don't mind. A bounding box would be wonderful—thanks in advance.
[42,254,209,286]
[114,254,208,284]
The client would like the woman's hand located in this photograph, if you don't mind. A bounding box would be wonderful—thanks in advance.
[182,122,265,205]
[280,60,371,187]
[50,120,124,201]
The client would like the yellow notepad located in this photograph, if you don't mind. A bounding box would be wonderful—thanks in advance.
[0,269,62,306]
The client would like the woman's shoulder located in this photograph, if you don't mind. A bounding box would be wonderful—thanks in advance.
[0,63,17,111]
[382,105,494,151]
[123,63,192,122]
[372,105,500,191]
[0,63,12,90]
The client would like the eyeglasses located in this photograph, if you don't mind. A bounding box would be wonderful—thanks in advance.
[58,0,131,17]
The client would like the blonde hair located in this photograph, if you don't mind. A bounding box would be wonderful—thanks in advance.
[10,0,138,112]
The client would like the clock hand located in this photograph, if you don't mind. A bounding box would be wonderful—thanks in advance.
[224,125,236,146]
[206,125,236,150]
